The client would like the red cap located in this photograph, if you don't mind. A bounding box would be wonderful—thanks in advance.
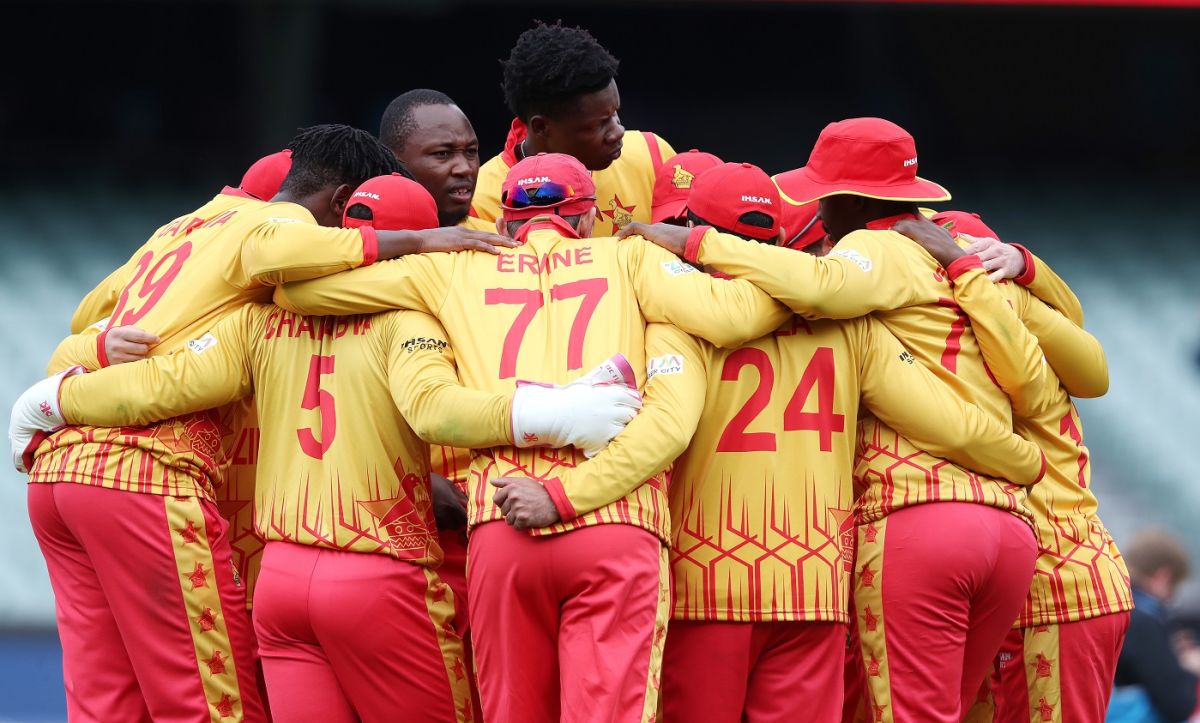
[930,210,1000,240]
[239,149,293,201]
[500,153,597,221]
[343,173,439,231]
[651,149,723,223]
[685,162,780,242]
[772,174,826,249]
[774,118,951,205]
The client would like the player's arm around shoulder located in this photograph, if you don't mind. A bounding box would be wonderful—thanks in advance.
[856,316,1046,486]
[237,204,376,288]
[384,310,513,450]
[540,323,709,522]
[1010,282,1108,398]
[946,258,1060,419]
[273,252,450,318]
[56,304,259,428]
[621,235,790,348]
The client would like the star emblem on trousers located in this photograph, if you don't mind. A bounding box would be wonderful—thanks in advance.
[177,519,200,544]
[205,649,227,675]
[195,607,218,632]
[188,563,209,590]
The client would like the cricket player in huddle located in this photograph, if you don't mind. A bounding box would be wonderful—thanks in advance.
[267,151,797,722]
[470,22,675,236]
[11,173,644,723]
[15,124,516,723]
[6,17,1130,721]
[894,212,1132,723]
[623,117,1106,722]
[629,160,1046,723]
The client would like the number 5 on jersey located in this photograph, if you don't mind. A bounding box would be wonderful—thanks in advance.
[297,354,336,459]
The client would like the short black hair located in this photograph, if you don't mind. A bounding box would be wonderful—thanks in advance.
[687,210,776,244]
[502,21,619,121]
[379,89,458,153]
[279,124,403,197]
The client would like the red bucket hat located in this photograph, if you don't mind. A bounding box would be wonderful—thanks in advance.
[775,118,951,205]
[686,162,780,242]
[501,153,597,221]
[239,149,293,201]
[651,149,724,223]
[343,173,439,231]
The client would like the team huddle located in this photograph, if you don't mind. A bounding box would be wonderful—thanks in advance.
[7,20,1132,723]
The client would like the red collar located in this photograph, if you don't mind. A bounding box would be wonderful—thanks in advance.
[865,212,919,231]
[220,185,257,200]
[500,117,528,168]
[514,214,582,244]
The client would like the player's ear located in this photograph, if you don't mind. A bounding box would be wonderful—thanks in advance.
[329,184,354,218]
[776,226,787,247]
[527,115,549,141]
[577,207,598,237]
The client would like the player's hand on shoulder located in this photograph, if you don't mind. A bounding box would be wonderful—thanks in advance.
[9,366,85,473]
[892,216,966,268]
[509,354,642,457]
[105,326,160,364]
[415,227,519,256]
[491,477,560,529]
[617,222,690,257]
[961,233,1025,282]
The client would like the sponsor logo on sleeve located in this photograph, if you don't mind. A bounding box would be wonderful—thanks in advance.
[266,217,301,224]
[400,337,449,354]
[661,260,698,276]
[188,333,219,355]
[831,248,872,272]
[647,354,684,381]
[898,350,915,365]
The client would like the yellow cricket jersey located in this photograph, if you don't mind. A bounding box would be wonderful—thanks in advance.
[31,193,378,500]
[641,316,1045,624]
[426,210,514,486]
[471,125,674,238]
[56,303,513,564]
[947,259,1132,626]
[685,219,1045,525]
[274,219,790,543]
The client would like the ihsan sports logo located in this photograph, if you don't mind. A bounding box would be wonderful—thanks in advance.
[401,337,448,354]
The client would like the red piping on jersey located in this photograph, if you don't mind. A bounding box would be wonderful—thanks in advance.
[684,226,712,265]
[865,213,920,231]
[1011,244,1037,286]
[358,226,379,266]
[500,118,528,168]
[96,329,111,368]
[219,185,257,200]
[642,131,663,171]
[946,254,984,283]
[541,476,578,522]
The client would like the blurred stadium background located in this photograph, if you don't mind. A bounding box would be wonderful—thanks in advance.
[2,0,1199,719]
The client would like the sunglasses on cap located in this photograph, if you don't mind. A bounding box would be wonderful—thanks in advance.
[503,182,594,210]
